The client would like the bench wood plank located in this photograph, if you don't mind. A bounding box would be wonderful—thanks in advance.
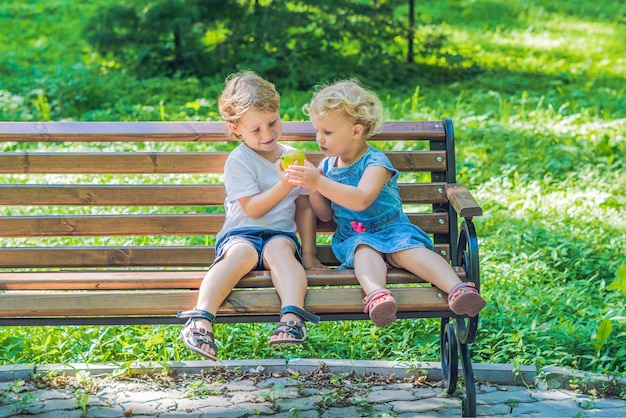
[0,267,464,290]
[0,121,447,142]
[0,151,446,174]
[0,287,449,317]
[0,184,446,206]
[0,213,449,239]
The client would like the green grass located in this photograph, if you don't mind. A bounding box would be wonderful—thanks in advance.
[0,0,625,380]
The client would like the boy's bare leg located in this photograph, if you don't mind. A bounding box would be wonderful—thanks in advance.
[263,238,308,342]
[192,242,258,356]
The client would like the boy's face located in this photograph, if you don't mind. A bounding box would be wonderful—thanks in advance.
[229,108,282,156]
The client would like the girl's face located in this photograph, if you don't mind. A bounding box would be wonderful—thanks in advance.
[229,108,282,158]
[311,112,364,161]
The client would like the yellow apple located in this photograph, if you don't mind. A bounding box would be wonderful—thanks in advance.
[280,148,306,170]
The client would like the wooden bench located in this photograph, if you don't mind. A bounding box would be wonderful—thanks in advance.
[0,119,483,416]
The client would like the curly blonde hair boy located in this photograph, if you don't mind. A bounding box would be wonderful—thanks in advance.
[218,70,280,125]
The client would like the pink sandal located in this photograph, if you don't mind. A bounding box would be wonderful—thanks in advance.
[363,289,397,327]
[447,282,486,317]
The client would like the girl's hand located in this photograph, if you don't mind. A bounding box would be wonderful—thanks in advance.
[285,161,322,190]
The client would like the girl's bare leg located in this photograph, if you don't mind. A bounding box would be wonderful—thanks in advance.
[387,247,485,316]
[386,247,460,293]
[353,244,388,295]
[354,244,397,327]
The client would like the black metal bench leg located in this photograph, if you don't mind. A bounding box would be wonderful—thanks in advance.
[459,339,477,417]
[440,318,459,394]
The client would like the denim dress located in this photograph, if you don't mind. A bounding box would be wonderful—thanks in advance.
[320,146,434,269]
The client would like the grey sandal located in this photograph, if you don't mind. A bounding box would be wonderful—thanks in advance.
[268,305,320,347]
[177,309,218,361]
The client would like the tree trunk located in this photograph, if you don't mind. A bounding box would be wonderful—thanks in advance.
[407,0,415,63]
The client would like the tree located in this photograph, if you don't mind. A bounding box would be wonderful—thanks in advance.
[407,0,415,63]
[85,0,432,88]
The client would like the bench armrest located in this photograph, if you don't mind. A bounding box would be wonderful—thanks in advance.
[446,184,483,218]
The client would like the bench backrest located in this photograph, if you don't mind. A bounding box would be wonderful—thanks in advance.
[0,119,478,325]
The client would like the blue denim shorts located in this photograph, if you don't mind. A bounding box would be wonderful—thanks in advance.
[214,228,302,271]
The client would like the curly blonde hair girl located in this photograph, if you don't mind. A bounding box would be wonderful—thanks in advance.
[303,79,383,140]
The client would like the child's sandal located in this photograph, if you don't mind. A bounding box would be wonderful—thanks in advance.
[447,282,486,317]
[363,289,397,327]
[177,309,218,361]
[268,305,320,347]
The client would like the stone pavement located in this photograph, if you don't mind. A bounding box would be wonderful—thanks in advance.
[0,359,624,417]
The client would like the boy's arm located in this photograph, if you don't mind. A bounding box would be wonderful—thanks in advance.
[295,195,327,270]
[239,161,295,219]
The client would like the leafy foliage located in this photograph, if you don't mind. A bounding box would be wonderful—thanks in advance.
[0,0,624,378]
[82,0,476,90]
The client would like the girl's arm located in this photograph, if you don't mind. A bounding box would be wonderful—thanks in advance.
[294,194,326,269]
[287,164,390,212]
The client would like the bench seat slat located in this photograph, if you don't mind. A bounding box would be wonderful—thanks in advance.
[0,243,452,268]
[0,287,450,317]
[0,268,465,290]
[0,151,446,174]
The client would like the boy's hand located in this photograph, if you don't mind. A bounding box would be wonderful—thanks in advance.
[275,160,295,187]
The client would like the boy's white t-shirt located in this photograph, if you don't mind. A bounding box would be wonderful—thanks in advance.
[218,143,306,241]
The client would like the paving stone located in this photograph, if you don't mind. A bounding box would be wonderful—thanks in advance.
[411,387,448,400]
[20,398,73,415]
[217,378,259,392]
[590,396,626,410]
[35,389,75,401]
[390,397,461,414]
[274,395,323,412]
[321,405,363,417]
[273,409,319,418]
[362,388,416,402]
[506,399,583,416]
[21,411,84,418]
[85,405,129,417]
[256,377,299,391]
[477,388,536,405]
[528,388,580,401]
[214,401,276,415]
